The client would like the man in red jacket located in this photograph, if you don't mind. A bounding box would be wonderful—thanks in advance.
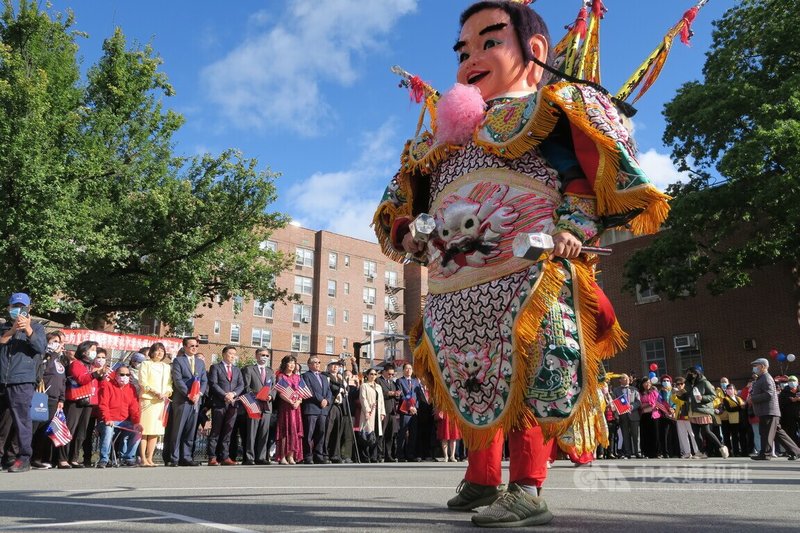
[96,364,142,468]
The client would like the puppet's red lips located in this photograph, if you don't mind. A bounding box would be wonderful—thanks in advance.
[468,71,488,84]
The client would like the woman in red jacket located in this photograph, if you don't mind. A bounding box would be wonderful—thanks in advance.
[57,341,107,468]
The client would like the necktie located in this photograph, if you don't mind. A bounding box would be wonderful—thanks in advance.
[189,356,195,374]
[260,366,266,384]
[315,371,322,386]
[226,364,232,381]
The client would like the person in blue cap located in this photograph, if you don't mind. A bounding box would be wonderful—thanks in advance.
[0,292,47,472]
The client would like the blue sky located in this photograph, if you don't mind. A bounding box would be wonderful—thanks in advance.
[52,0,733,241]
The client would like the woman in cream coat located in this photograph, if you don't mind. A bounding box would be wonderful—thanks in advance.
[138,342,173,466]
[358,368,386,462]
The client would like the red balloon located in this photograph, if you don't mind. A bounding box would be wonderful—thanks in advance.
[770,349,779,358]
[649,363,658,371]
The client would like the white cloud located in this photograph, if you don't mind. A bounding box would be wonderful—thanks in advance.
[637,148,690,190]
[286,120,398,241]
[202,0,418,136]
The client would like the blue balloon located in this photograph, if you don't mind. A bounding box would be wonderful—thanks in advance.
[649,371,657,378]
[778,353,787,362]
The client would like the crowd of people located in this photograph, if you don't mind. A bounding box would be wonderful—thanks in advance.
[595,360,800,464]
[2,291,799,474]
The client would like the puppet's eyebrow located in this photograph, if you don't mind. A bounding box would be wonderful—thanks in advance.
[453,22,508,52]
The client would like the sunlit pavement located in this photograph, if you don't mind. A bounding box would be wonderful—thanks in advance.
[0,457,796,532]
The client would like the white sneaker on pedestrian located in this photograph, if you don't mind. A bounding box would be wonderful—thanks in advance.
[720,446,729,459]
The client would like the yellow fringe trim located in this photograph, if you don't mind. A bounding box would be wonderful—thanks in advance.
[372,200,411,264]
[413,261,565,450]
[543,83,671,235]
[538,260,627,455]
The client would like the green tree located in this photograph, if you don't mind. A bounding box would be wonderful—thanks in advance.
[0,2,293,329]
[624,0,800,303]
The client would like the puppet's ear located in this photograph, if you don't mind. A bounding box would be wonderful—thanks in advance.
[526,34,548,87]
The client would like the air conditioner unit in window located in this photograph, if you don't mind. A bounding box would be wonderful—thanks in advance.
[673,334,698,351]
[366,275,375,281]
[366,303,373,309]
[743,338,757,351]
[301,317,310,324]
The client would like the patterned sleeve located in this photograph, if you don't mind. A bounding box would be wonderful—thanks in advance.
[540,136,602,244]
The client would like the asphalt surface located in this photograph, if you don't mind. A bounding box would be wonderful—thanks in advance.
[0,457,797,532]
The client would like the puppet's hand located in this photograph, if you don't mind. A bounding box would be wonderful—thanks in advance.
[402,232,425,255]
[552,231,582,259]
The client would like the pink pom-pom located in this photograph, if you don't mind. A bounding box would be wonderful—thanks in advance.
[435,83,486,146]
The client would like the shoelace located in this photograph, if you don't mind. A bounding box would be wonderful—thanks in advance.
[455,479,466,494]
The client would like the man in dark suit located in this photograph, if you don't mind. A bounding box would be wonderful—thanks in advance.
[377,364,400,462]
[397,363,424,462]
[324,359,346,463]
[167,337,208,466]
[207,345,245,465]
[613,374,642,459]
[301,355,332,464]
[242,348,275,465]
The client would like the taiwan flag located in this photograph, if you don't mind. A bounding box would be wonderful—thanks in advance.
[188,377,201,402]
[612,395,631,415]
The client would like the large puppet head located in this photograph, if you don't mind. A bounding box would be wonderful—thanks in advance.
[455,1,552,100]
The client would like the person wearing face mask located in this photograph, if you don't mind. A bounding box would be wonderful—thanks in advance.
[80,347,110,466]
[241,348,276,465]
[30,331,67,469]
[58,340,102,468]
[0,293,47,473]
[721,383,747,457]
[778,375,800,448]
[96,363,142,468]
[748,358,800,460]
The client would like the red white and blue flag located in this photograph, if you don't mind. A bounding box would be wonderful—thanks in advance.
[46,409,72,447]
[275,376,313,403]
[612,395,631,415]
[239,393,262,419]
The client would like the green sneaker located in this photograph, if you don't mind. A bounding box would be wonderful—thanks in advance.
[446,479,505,511]
[471,483,553,528]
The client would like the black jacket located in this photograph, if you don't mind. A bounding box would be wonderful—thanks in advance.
[0,322,47,385]
[41,352,67,402]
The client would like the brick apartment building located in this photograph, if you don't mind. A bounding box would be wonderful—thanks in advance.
[598,230,800,386]
[186,223,412,369]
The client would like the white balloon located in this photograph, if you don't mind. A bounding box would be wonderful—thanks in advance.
[788,354,796,362]
[650,376,659,384]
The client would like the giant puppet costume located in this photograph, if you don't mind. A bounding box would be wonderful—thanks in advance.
[373,0,705,527]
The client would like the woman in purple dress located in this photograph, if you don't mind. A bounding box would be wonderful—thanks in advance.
[274,355,303,464]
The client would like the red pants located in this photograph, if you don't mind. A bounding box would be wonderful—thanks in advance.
[464,425,549,488]
[546,439,594,465]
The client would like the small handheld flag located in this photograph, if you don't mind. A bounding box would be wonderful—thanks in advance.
[161,398,171,428]
[46,409,72,447]
[255,384,271,402]
[612,395,631,415]
[188,377,201,402]
[239,393,262,420]
[296,377,313,400]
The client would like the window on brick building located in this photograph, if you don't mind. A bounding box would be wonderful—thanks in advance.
[344,282,350,295]
[363,287,376,305]
[362,314,376,331]
[363,260,377,280]
[295,247,314,267]
[259,240,277,252]
[230,324,241,344]
[328,280,337,297]
[344,255,350,267]
[251,328,272,348]
[385,270,398,287]
[291,333,310,352]
[640,338,666,376]
[253,300,273,318]
[292,304,311,323]
[294,276,313,295]
[329,252,338,269]
[635,282,661,304]
[342,337,348,349]
[325,336,335,354]
[343,310,349,323]
[327,306,336,326]
[233,295,244,315]
[213,320,220,335]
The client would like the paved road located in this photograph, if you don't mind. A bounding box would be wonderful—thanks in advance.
[0,457,797,532]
